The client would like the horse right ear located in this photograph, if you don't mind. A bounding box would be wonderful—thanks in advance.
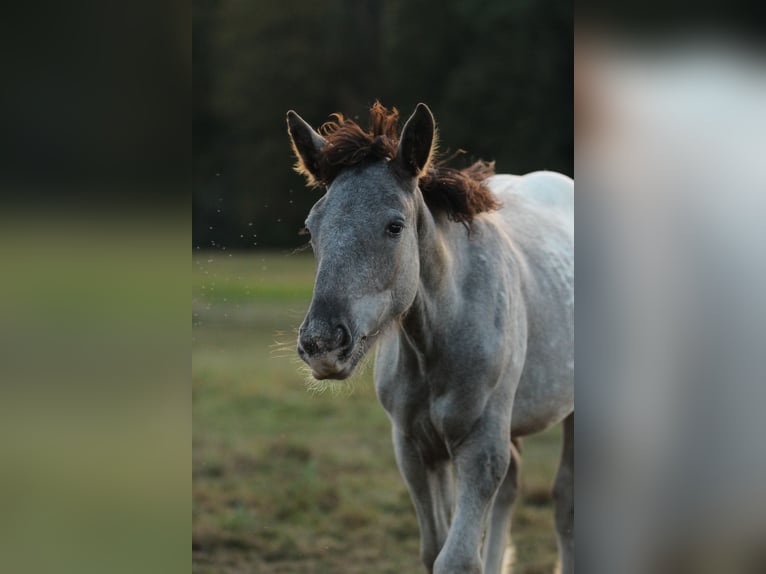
[397,103,436,177]
[286,110,327,186]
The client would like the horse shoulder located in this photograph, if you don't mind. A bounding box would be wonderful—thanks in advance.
[485,178,573,435]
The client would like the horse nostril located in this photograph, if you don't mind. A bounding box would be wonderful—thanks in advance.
[335,324,351,349]
[299,336,319,356]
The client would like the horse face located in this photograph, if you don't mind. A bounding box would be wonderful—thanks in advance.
[297,162,421,380]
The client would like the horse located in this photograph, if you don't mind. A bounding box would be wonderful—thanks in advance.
[286,102,573,574]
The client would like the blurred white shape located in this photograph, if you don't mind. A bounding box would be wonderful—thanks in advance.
[577,35,766,573]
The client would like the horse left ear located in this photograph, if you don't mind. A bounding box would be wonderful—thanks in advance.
[287,110,327,186]
[397,103,436,177]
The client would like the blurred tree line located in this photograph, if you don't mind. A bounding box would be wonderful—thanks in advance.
[193,0,572,250]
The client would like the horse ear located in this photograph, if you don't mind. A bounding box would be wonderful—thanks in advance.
[397,103,436,177]
[286,110,327,185]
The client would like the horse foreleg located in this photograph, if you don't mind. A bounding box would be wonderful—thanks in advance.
[392,428,451,573]
[434,418,511,574]
[482,439,521,574]
[553,412,574,574]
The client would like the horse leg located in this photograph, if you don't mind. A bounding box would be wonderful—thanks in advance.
[482,439,521,574]
[428,459,454,545]
[434,417,511,574]
[553,413,574,574]
[392,428,451,572]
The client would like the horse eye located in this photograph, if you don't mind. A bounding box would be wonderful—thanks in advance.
[386,222,404,236]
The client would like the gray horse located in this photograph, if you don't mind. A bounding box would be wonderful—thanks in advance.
[286,102,573,574]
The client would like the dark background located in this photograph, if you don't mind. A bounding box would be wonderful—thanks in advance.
[193,0,572,249]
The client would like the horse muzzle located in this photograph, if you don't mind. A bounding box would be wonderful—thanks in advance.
[297,321,355,379]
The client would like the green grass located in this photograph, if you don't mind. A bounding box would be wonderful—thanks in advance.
[193,251,562,573]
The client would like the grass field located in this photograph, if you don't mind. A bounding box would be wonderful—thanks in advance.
[192,251,562,574]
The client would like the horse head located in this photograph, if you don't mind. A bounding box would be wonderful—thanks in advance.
[286,103,435,380]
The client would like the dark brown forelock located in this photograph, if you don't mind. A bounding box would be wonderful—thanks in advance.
[310,101,400,185]
[297,102,500,224]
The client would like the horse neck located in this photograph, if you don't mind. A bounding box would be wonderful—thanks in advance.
[399,192,460,354]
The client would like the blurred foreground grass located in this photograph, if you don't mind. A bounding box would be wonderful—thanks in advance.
[0,217,189,574]
[193,251,562,574]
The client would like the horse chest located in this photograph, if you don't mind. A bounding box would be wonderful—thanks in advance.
[375,370,481,461]
[378,384,453,461]
[375,332,500,457]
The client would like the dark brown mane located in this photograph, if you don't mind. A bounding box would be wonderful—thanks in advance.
[419,159,500,224]
[295,102,500,224]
